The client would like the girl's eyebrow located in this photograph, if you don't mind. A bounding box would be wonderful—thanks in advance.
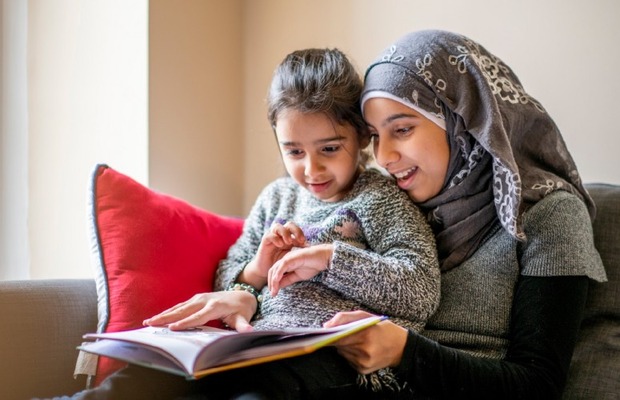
[279,135,345,147]
[314,135,345,144]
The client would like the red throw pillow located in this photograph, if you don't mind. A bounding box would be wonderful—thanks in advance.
[86,164,244,386]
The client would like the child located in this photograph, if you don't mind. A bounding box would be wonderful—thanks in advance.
[139,48,440,397]
[213,48,440,335]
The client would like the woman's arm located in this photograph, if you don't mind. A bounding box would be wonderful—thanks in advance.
[328,275,588,399]
[396,275,588,399]
[391,193,598,398]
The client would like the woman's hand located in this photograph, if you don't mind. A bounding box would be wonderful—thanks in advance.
[143,290,257,332]
[239,222,308,289]
[267,243,333,296]
[324,311,408,375]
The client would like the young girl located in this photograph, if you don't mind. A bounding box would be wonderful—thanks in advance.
[210,48,440,337]
[81,48,439,399]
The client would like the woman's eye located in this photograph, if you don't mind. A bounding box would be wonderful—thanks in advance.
[394,126,413,136]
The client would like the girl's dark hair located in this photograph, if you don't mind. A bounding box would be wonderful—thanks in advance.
[267,48,369,143]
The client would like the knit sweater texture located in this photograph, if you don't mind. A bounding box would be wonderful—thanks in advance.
[215,168,440,332]
[394,190,607,398]
[421,190,606,360]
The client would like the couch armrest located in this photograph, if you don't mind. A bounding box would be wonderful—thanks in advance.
[0,279,97,400]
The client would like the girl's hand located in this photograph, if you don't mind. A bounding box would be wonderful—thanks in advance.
[324,310,408,374]
[267,243,333,296]
[143,290,257,332]
[241,222,308,288]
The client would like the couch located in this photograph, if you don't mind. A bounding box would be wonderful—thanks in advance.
[1,183,618,400]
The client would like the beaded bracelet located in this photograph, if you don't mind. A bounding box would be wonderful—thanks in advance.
[227,282,263,305]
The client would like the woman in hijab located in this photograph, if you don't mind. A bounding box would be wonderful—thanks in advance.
[324,29,607,399]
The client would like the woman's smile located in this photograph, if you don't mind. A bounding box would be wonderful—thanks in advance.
[393,167,418,190]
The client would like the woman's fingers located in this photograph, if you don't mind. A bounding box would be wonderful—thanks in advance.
[323,310,374,328]
[328,313,408,374]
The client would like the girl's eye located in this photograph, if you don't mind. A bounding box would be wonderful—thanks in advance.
[322,145,340,153]
[285,149,304,157]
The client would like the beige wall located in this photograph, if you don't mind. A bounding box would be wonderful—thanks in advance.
[149,0,244,215]
[26,0,148,279]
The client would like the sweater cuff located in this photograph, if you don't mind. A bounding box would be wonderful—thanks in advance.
[393,329,419,381]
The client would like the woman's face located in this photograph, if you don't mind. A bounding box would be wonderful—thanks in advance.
[363,97,450,203]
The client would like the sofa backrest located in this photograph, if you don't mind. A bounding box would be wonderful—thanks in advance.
[563,183,620,399]
[0,279,98,400]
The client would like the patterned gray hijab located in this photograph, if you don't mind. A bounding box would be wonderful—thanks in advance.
[362,30,595,271]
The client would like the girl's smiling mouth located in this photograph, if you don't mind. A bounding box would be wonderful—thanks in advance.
[307,181,331,193]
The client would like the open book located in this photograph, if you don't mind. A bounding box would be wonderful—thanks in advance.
[78,315,385,379]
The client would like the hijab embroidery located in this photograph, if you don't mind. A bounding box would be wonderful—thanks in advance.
[362,30,595,270]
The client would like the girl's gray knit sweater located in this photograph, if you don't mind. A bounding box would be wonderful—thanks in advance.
[215,169,440,332]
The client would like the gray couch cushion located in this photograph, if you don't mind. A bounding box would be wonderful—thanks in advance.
[0,279,97,400]
[563,183,620,399]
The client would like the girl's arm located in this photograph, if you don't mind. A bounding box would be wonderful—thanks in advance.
[214,185,273,291]
[322,182,441,322]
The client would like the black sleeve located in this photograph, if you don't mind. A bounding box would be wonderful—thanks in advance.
[394,275,589,400]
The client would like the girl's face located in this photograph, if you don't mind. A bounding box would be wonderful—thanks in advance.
[275,110,366,202]
[363,97,450,203]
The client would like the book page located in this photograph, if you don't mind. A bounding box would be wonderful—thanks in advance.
[81,315,386,377]
[84,326,235,373]
[84,326,294,372]
[80,339,191,377]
